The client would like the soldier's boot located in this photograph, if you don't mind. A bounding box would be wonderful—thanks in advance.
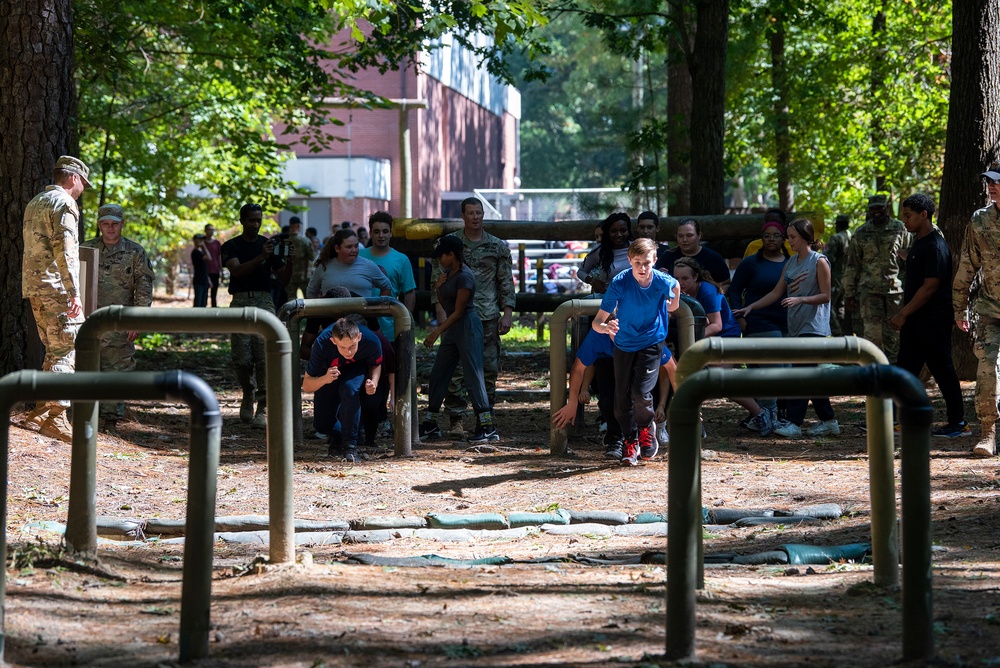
[973,422,996,458]
[252,400,266,429]
[40,410,73,444]
[24,404,49,428]
[239,393,255,424]
[101,419,120,438]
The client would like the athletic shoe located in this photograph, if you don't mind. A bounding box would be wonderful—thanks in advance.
[774,421,803,438]
[656,420,670,446]
[376,419,393,439]
[740,415,759,432]
[752,410,775,437]
[251,404,266,429]
[638,425,658,460]
[419,421,442,440]
[344,446,359,463]
[932,421,971,438]
[327,432,344,457]
[807,419,840,437]
[40,412,73,443]
[597,417,608,434]
[620,436,639,466]
[604,437,624,460]
[468,425,500,444]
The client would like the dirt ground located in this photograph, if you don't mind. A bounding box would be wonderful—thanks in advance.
[4,296,1000,667]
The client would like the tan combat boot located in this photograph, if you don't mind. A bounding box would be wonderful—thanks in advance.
[251,402,266,429]
[39,411,73,444]
[24,404,49,428]
[973,422,996,458]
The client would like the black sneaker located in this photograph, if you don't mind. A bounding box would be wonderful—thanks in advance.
[638,425,658,460]
[468,425,500,444]
[419,420,442,440]
[327,431,344,457]
[621,436,639,466]
[604,437,624,460]
[344,446,359,462]
[932,420,971,438]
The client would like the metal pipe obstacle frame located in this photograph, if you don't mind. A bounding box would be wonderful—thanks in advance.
[277,296,415,455]
[0,370,221,663]
[666,364,934,663]
[72,306,295,564]
[675,335,897,588]
[548,298,700,455]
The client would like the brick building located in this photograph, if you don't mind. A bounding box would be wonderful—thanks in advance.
[278,33,521,237]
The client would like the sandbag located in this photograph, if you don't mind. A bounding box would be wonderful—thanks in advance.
[426,513,509,530]
[412,528,475,542]
[732,516,820,527]
[633,512,667,524]
[779,504,843,520]
[539,523,612,536]
[613,522,667,537]
[567,510,630,525]
[780,543,872,565]
[708,508,773,524]
[350,516,427,530]
[508,509,571,528]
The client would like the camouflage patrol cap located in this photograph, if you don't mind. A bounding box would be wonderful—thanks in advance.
[54,155,92,188]
[97,203,123,223]
[867,195,888,209]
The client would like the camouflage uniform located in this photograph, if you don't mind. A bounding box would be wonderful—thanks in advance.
[22,184,84,413]
[825,219,852,336]
[953,203,1000,434]
[81,223,155,420]
[284,232,315,299]
[430,229,516,419]
[842,197,911,360]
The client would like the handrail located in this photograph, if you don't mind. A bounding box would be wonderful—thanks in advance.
[74,306,295,564]
[674,335,897,588]
[0,370,221,662]
[666,365,933,663]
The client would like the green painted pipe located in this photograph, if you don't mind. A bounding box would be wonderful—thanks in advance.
[666,365,933,663]
[675,335,897,588]
[548,298,700,455]
[73,305,295,564]
[0,370,221,663]
[277,297,415,456]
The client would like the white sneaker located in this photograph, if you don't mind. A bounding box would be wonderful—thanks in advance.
[807,419,841,437]
[656,420,669,445]
[774,422,803,438]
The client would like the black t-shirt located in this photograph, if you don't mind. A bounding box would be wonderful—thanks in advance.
[220,235,284,294]
[191,248,209,285]
[656,246,731,285]
[903,228,953,324]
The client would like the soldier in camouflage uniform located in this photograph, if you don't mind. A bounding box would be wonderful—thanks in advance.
[283,216,315,299]
[81,204,155,433]
[842,195,912,361]
[954,161,1000,457]
[21,156,92,443]
[825,214,852,336]
[430,198,516,435]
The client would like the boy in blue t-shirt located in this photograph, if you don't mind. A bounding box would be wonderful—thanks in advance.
[592,238,680,465]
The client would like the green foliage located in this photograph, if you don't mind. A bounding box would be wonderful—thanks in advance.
[71,0,547,262]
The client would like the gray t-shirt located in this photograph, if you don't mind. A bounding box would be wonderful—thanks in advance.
[306,256,392,299]
[783,250,831,337]
[438,265,477,318]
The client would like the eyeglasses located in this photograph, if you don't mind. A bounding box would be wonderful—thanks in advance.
[761,233,784,241]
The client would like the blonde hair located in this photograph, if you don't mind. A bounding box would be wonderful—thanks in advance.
[628,237,656,259]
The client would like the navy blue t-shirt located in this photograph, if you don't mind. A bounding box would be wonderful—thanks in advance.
[306,326,383,383]
[577,331,672,366]
[695,281,742,338]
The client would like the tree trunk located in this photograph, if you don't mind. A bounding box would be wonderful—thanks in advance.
[0,0,76,376]
[689,0,729,215]
[667,29,692,216]
[871,6,888,194]
[769,7,793,211]
[938,0,1000,380]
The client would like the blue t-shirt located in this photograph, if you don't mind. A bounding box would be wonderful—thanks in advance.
[359,247,417,337]
[727,253,789,334]
[577,331,672,367]
[306,326,383,384]
[599,269,678,352]
[695,281,742,338]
